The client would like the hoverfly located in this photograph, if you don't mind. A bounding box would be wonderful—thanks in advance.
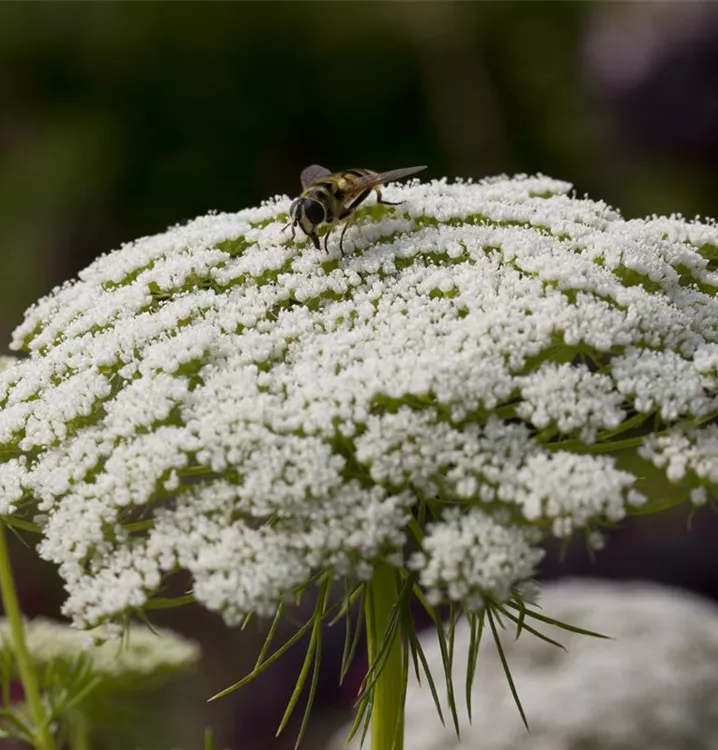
[284,164,426,253]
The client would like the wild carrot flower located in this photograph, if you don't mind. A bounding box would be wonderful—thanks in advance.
[0,617,199,682]
[0,173,716,635]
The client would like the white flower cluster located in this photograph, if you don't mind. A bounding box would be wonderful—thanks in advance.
[333,579,718,750]
[0,618,199,682]
[0,175,717,627]
[411,508,544,608]
[640,423,718,484]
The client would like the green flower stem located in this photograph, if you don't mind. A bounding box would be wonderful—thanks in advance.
[68,710,91,750]
[365,562,404,750]
[0,522,56,750]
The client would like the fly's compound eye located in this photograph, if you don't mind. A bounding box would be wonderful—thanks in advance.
[302,199,325,227]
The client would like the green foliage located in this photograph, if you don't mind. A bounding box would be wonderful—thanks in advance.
[0,615,200,749]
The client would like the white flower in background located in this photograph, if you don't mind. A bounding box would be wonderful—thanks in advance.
[0,175,717,627]
[0,618,199,682]
[330,579,718,750]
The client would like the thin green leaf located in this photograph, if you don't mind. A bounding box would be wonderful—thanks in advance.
[122,519,155,533]
[288,569,325,598]
[433,613,460,737]
[447,603,457,672]
[340,588,364,685]
[412,585,459,736]
[276,577,330,738]
[394,618,410,750]
[46,660,84,719]
[329,580,363,627]
[62,675,102,714]
[3,520,33,550]
[486,607,528,732]
[693,410,718,428]
[465,612,485,723]
[67,653,94,693]
[627,492,687,516]
[400,600,422,688]
[209,616,314,700]
[345,686,370,745]
[406,517,425,546]
[275,642,316,733]
[135,608,160,637]
[351,687,375,749]
[405,626,445,726]
[145,593,195,609]
[512,596,527,641]
[495,606,566,652]
[489,604,506,630]
[399,583,444,724]
[254,603,284,670]
[595,410,650,441]
[337,579,363,686]
[204,727,216,750]
[240,611,254,630]
[360,693,375,748]
[407,623,422,686]
[357,603,400,698]
[506,602,611,640]
[0,515,42,535]
[292,602,324,750]
[339,596,354,688]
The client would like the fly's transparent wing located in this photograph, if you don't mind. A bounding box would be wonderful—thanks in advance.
[300,164,332,189]
[349,165,427,193]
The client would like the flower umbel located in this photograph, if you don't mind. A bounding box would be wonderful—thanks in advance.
[0,617,199,748]
[1,174,717,635]
[0,618,200,683]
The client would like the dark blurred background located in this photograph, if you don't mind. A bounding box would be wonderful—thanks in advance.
[1,2,718,748]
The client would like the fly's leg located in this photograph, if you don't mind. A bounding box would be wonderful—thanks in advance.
[338,213,360,255]
[374,187,402,206]
[334,190,370,254]
[323,226,333,253]
[346,188,372,211]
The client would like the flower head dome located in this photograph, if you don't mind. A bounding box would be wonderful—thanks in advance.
[0,175,716,628]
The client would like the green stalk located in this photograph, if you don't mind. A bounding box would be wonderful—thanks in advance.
[69,710,91,750]
[364,562,404,750]
[0,522,56,750]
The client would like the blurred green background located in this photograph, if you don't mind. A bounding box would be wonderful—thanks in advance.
[1,2,718,748]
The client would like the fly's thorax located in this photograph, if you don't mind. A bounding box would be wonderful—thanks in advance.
[328,170,375,198]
